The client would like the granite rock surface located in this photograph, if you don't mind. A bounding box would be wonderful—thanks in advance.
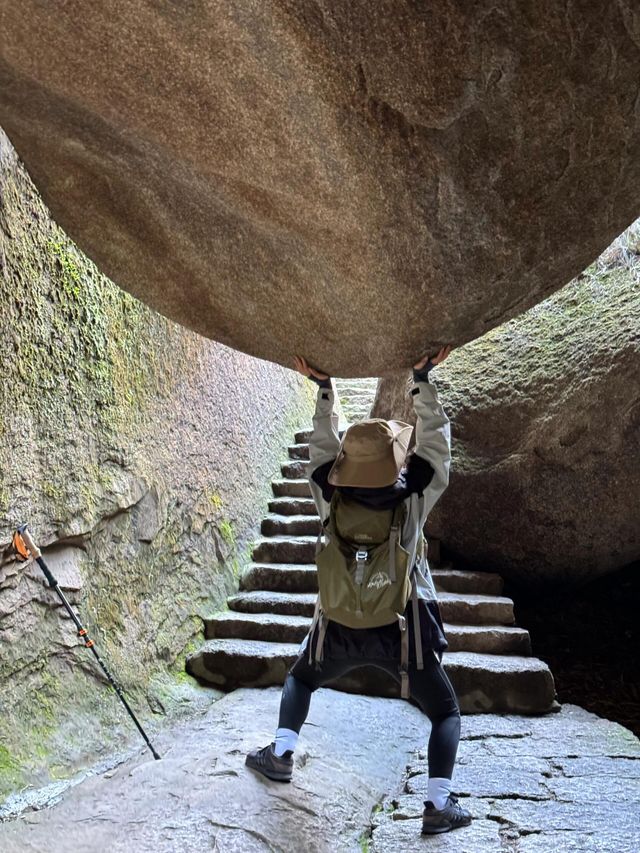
[1,691,637,853]
[2,2,640,374]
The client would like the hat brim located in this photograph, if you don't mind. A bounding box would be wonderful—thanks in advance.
[327,423,413,488]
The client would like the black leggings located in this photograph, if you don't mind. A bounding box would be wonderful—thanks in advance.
[279,649,461,779]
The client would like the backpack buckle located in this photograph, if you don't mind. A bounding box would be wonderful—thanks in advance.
[355,549,369,585]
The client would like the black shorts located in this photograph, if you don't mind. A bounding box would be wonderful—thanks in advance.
[303,596,448,664]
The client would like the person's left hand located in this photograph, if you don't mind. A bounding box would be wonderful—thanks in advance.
[293,355,331,383]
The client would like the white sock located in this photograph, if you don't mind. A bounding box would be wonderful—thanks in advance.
[427,777,452,810]
[273,727,299,757]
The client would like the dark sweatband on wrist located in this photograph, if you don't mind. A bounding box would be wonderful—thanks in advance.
[412,361,434,383]
[310,376,332,389]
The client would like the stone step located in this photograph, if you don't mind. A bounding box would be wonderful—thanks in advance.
[430,568,504,596]
[288,443,310,460]
[438,592,515,625]
[337,392,373,403]
[444,624,531,655]
[206,611,310,643]
[281,460,309,479]
[253,534,469,567]
[227,590,317,616]
[253,536,456,568]
[268,496,318,516]
[240,563,503,598]
[271,479,312,498]
[294,427,345,444]
[252,535,317,564]
[205,611,531,654]
[186,640,555,713]
[335,378,378,389]
[240,562,318,593]
[261,514,321,537]
[227,589,515,625]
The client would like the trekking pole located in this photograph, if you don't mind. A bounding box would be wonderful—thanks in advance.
[12,523,161,760]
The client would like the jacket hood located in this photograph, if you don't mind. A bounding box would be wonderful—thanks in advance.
[337,468,409,510]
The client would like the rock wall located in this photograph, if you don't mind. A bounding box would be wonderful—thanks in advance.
[371,229,640,587]
[0,129,315,796]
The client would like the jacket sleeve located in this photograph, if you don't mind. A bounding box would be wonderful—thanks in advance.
[307,381,340,480]
[411,378,451,526]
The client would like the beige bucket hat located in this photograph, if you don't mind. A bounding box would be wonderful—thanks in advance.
[327,418,414,488]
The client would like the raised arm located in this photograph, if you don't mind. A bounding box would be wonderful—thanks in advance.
[308,381,340,474]
[411,345,452,525]
[292,356,339,512]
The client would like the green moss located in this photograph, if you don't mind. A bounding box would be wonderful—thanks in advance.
[0,744,22,796]
[0,745,19,774]
[3,235,162,444]
[208,491,224,512]
[219,519,236,546]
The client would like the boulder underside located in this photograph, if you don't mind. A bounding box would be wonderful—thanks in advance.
[2,2,640,374]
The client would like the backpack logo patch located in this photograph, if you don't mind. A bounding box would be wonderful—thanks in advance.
[367,571,392,590]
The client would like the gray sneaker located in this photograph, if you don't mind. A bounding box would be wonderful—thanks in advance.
[245,742,293,782]
[421,794,472,834]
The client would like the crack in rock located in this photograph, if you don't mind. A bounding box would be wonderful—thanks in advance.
[207,820,284,853]
[463,732,530,741]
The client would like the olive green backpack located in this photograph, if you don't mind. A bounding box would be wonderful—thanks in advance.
[308,490,425,698]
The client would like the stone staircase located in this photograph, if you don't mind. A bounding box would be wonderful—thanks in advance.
[186,429,557,715]
[334,377,379,423]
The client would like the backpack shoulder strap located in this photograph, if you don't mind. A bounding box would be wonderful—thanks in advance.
[411,573,424,670]
[308,595,328,669]
[387,499,406,582]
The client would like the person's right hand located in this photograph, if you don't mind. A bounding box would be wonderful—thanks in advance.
[413,344,452,371]
[293,355,331,384]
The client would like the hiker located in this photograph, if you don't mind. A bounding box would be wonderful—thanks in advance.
[246,346,472,835]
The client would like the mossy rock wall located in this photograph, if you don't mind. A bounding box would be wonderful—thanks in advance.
[0,128,315,797]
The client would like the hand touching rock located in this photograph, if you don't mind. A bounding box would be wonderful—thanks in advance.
[413,344,452,382]
[293,355,332,388]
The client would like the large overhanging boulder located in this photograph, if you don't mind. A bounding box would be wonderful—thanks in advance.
[1,3,640,376]
[371,237,640,588]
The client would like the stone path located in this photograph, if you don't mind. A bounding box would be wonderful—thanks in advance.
[370,704,640,853]
[0,687,427,853]
[1,689,637,852]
